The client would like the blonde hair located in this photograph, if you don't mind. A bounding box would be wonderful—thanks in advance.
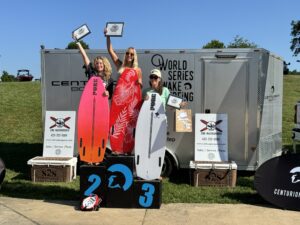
[94,56,112,81]
[118,47,139,74]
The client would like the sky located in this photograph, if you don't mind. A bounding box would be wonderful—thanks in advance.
[0,0,299,79]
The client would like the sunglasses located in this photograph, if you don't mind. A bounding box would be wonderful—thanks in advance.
[149,75,159,80]
[125,52,134,57]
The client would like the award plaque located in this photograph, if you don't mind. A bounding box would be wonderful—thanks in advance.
[106,22,124,37]
[167,95,183,109]
[72,24,91,41]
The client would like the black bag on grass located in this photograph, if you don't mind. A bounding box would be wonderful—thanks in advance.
[0,158,5,185]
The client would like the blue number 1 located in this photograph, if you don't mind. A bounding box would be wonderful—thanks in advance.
[84,174,101,196]
[139,183,155,207]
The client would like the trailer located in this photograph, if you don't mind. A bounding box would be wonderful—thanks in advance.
[41,48,283,175]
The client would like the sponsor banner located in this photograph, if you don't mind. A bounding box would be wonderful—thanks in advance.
[194,114,228,161]
[255,154,300,211]
[43,111,76,157]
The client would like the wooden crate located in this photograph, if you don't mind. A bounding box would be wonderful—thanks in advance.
[190,161,237,187]
[28,157,77,182]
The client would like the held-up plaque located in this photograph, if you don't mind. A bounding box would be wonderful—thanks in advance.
[72,24,91,41]
[106,22,124,37]
[167,95,183,109]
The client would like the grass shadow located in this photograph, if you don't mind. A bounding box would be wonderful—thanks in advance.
[0,142,82,201]
[0,180,79,200]
[168,168,191,184]
[283,144,300,153]
[221,191,274,206]
[0,142,43,175]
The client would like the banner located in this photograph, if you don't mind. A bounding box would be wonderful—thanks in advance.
[254,154,300,211]
[194,114,228,161]
[43,111,76,157]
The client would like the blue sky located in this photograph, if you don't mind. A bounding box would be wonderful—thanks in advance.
[0,0,299,79]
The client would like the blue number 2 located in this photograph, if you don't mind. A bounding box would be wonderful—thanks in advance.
[84,174,101,196]
[139,183,155,207]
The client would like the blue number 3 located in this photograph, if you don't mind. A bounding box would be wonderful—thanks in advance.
[139,183,155,207]
[84,174,101,196]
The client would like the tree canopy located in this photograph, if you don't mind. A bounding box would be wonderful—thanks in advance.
[290,20,300,56]
[227,35,257,48]
[202,40,225,49]
[203,35,258,49]
[66,40,89,49]
[1,71,17,82]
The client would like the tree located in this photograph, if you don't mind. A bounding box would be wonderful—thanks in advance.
[227,35,258,48]
[66,40,89,49]
[202,40,225,49]
[289,69,300,75]
[283,61,290,75]
[290,20,300,56]
[1,71,17,82]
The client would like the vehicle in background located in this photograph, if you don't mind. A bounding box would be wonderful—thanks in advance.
[17,69,33,81]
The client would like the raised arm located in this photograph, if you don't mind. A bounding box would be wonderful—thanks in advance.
[76,41,90,67]
[72,33,90,66]
[104,29,122,69]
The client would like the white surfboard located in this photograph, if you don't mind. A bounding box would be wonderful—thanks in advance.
[135,92,167,180]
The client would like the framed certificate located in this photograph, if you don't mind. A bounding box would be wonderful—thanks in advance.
[167,95,183,109]
[72,24,91,41]
[106,22,124,37]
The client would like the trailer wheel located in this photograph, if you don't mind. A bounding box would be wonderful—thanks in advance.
[161,153,174,178]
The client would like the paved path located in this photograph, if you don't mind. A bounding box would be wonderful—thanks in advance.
[0,197,300,225]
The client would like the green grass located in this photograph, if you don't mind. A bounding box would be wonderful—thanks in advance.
[282,75,300,146]
[0,76,300,204]
[0,81,43,143]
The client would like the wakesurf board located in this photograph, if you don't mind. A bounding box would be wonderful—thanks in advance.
[77,76,109,163]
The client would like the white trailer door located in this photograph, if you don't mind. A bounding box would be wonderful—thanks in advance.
[202,58,249,164]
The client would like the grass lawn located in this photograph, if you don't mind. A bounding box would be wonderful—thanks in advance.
[0,75,300,203]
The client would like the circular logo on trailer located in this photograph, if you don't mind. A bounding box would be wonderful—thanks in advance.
[107,164,133,191]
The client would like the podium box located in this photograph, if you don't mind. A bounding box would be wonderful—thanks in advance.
[134,179,162,209]
[80,164,107,206]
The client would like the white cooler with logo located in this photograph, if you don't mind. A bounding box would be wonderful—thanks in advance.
[189,161,237,187]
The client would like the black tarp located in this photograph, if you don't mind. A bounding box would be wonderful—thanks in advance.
[254,153,300,211]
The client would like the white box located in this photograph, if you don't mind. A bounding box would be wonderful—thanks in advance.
[189,161,237,187]
[27,157,77,182]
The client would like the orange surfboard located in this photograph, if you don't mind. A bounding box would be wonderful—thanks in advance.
[109,68,142,154]
[77,76,109,163]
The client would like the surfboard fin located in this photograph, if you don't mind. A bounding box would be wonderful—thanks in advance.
[83,147,86,156]
[80,138,82,148]
[133,128,136,138]
[137,155,140,165]
[98,147,101,157]
[159,157,161,167]
[111,125,114,135]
